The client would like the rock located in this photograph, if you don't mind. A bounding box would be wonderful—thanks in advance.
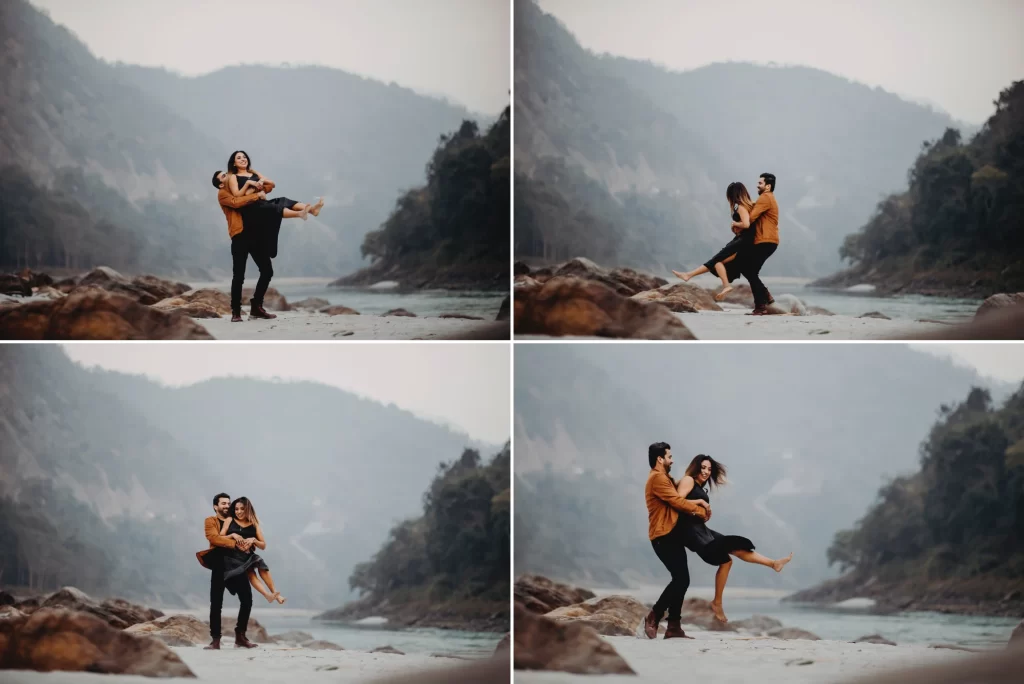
[854,634,897,645]
[552,258,665,297]
[608,267,667,295]
[976,293,1024,320]
[1010,620,1024,648]
[131,275,191,302]
[242,286,290,311]
[373,645,405,655]
[546,595,649,637]
[514,604,634,675]
[13,596,41,614]
[515,274,540,289]
[0,274,32,297]
[384,308,417,317]
[493,634,509,655]
[0,606,25,621]
[677,598,737,633]
[99,598,163,628]
[40,588,131,629]
[496,294,511,321]
[304,639,345,650]
[859,311,891,320]
[631,282,723,313]
[514,276,696,339]
[222,616,273,643]
[514,261,532,276]
[272,630,315,645]
[808,306,835,315]
[290,297,331,310]
[732,614,784,634]
[17,268,54,289]
[438,313,484,320]
[767,293,808,315]
[0,608,195,677]
[514,575,596,615]
[320,305,361,315]
[125,615,209,647]
[154,288,233,316]
[0,290,215,340]
[33,286,66,301]
[720,283,756,307]
[768,626,822,640]
[0,592,14,607]
[54,275,82,292]
[74,267,160,305]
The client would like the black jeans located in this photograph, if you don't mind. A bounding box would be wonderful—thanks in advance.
[651,523,690,621]
[208,549,253,639]
[741,242,778,308]
[230,230,273,312]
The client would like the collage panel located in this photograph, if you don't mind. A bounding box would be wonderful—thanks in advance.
[0,0,511,341]
[512,0,1024,341]
[0,343,511,682]
[513,342,1024,681]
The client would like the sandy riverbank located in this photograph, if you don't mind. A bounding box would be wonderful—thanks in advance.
[674,306,950,340]
[196,310,507,340]
[1,641,469,684]
[516,630,974,684]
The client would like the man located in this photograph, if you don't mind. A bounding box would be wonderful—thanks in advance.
[212,171,295,323]
[733,172,780,315]
[196,492,258,650]
[642,442,711,640]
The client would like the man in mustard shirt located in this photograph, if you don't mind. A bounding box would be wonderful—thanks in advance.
[642,442,710,639]
[733,172,780,315]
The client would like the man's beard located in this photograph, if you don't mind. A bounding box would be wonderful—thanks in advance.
[664,463,672,475]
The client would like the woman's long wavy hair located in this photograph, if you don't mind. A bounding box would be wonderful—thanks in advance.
[231,496,259,525]
[685,454,728,490]
[227,150,252,175]
[726,182,754,211]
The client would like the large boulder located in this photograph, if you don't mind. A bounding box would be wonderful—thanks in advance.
[545,595,648,637]
[1010,620,1024,648]
[767,626,821,640]
[496,295,510,321]
[0,608,195,677]
[384,308,417,317]
[0,274,32,297]
[514,575,596,615]
[732,614,784,634]
[125,615,209,647]
[38,588,159,630]
[552,258,665,297]
[153,288,233,317]
[513,604,634,675]
[222,616,273,643]
[131,275,191,302]
[719,283,755,307]
[0,606,25,621]
[976,293,1024,320]
[272,630,316,645]
[73,267,161,305]
[242,286,290,311]
[304,639,345,650]
[514,276,696,339]
[98,598,163,628]
[17,268,54,289]
[320,305,361,316]
[678,598,737,633]
[0,290,214,340]
[631,282,723,313]
[290,297,331,311]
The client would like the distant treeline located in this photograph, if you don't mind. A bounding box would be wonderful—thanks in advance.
[827,384,1024,581]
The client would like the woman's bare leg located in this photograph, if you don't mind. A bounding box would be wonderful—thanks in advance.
[282,205,310,220]
[672,265,709,282]
[711,559,732,622]
[258,569,286,604]
[246,568,275,602]
[733,550,793,572]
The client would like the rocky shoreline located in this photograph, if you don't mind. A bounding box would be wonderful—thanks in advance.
[809,260,1024,300]
[330,261,509,293]
[315,595,509,634]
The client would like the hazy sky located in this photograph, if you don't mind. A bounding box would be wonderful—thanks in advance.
[63,344,510,444]
[913,343,1024,384]
[28,0,509,114]
[536,0,1023,123]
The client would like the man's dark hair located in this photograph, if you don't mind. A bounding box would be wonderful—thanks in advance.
[211,171,223,189]
[648,442,671,469]
[213,492,230,506]
[760,172,776,192]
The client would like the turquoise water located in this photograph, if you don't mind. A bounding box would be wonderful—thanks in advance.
[762,278,980,322]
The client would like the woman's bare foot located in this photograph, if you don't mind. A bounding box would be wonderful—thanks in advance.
[773,552,794,572]
[710,601,728,623]
[273,592,287,605]
[310,197,325,217]
[714,285,734,301]
[671,270,692,282]
[299,204,310,221]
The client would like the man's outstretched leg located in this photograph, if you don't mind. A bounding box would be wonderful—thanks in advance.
[647,526,693,639]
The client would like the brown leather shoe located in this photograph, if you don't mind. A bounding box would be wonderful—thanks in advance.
[663,618,693,639]
[231,311,243,323]
[204,638,221,650]
[749,305,770,316]
[234,632,258,649]
[643,609,662,639]
[249,299,277,320]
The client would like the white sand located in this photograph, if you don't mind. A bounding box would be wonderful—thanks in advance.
[674,307,949,340]
[197,311,504,340]
[516,631,973,684]
[1,643,461,684]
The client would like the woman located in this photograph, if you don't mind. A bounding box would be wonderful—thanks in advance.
[672,182,755,301]
[675,455,792,623]
[225,150,324,219]
[220,497,286,605]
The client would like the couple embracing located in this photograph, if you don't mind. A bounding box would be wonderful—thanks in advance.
[642,443,793,639]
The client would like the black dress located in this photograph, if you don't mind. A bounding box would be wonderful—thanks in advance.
[677,480,755,566]
[221,518,270,594]
[235,173,299,259]
[702,204,754,282]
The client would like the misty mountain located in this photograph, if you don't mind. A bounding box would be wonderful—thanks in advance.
[514,0,969,276]
[0,0,487,278]
[513,344,1013,591]
[0,345,504,609]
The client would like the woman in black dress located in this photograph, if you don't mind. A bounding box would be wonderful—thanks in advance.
[675,455,792,623]
[220,497,287,605]
[672,182,755,301]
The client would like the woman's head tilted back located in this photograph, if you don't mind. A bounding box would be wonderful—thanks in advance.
[227,151,251,175]
[231,496,258,524]
[726,182,753,209]
[685,454,727,489]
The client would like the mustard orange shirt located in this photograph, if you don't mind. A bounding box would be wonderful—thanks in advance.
[748,191,779,245]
